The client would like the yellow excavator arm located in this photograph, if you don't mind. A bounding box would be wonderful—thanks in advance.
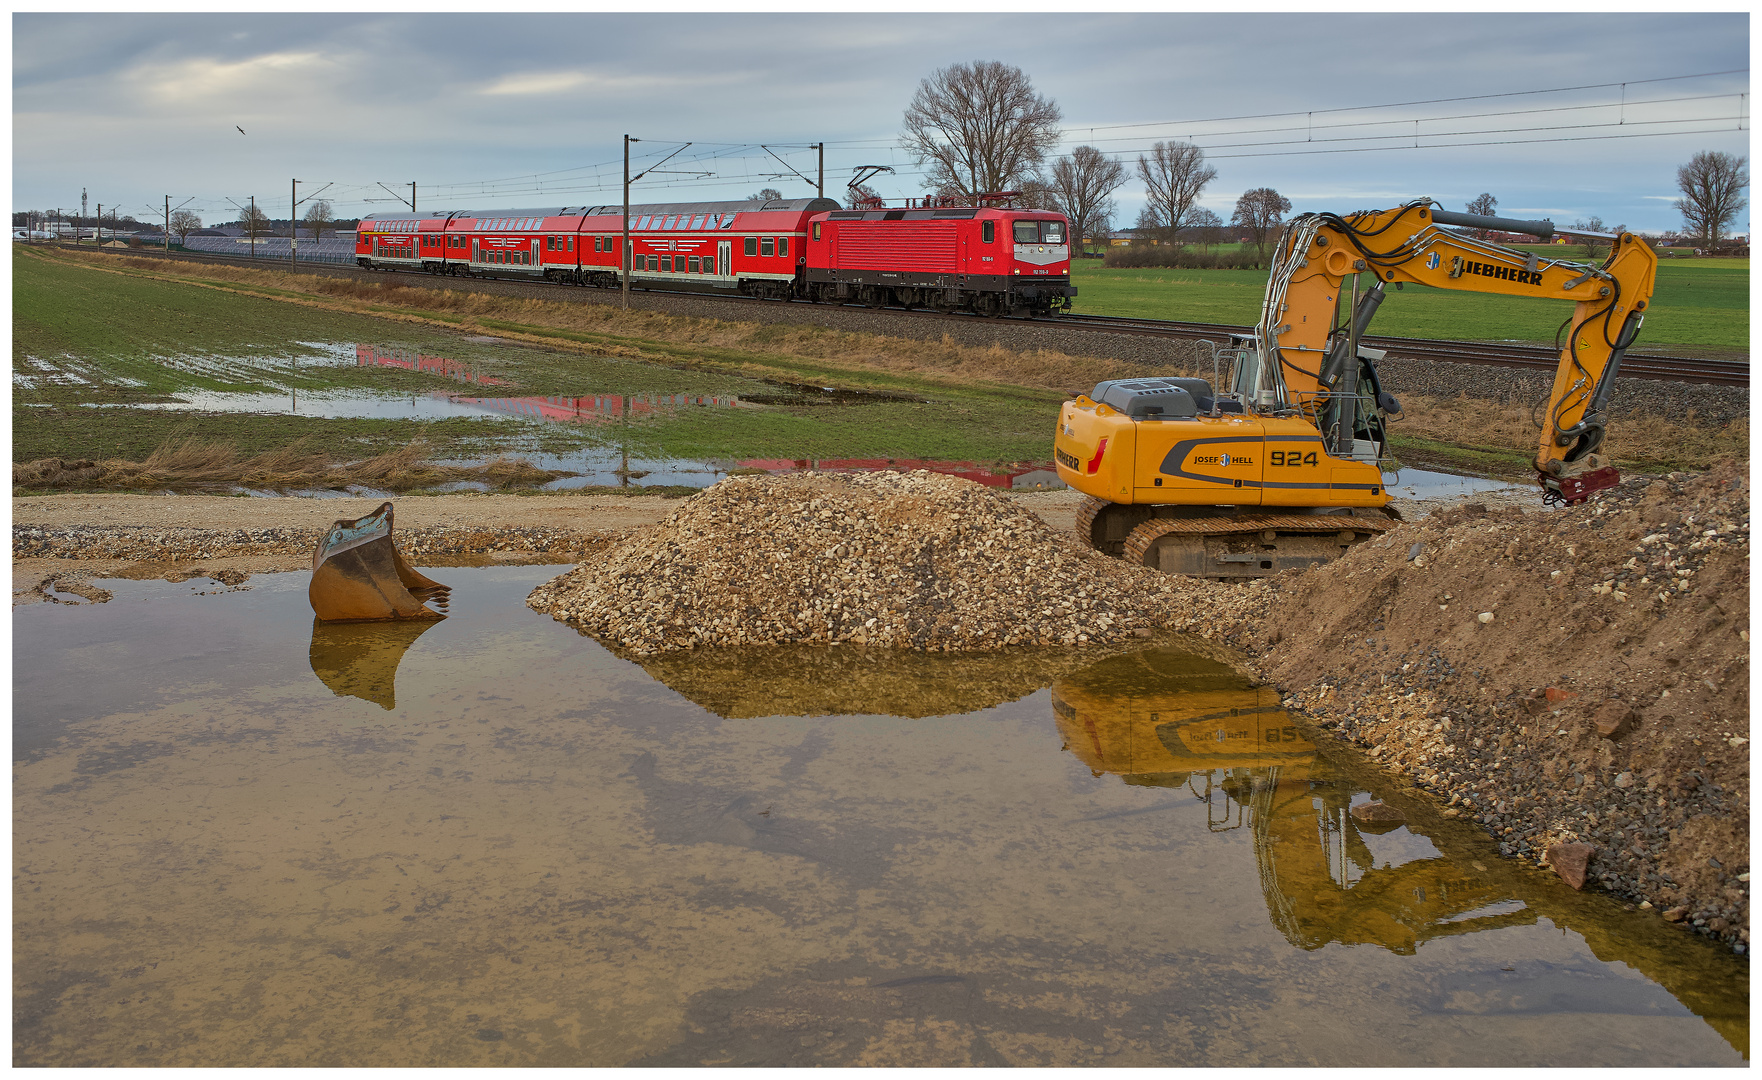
[1251,200,1657,502]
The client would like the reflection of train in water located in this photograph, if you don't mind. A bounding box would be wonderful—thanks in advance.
[1053,649,1530,954]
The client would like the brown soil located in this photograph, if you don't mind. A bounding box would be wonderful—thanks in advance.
[1223,462,1751,950]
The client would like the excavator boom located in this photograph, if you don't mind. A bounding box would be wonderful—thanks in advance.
[1252,201,1656,499]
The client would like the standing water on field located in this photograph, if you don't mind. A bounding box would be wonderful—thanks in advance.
[12,567,1746,1067]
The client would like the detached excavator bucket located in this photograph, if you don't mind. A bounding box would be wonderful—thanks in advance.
[309,501,450,622]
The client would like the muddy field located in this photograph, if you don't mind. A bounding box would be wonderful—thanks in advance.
[11,471,1749,951]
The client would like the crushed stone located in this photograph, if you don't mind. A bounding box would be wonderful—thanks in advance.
[526,470,1239,656]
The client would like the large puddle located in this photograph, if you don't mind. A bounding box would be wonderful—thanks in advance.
[12,567,1745,1066]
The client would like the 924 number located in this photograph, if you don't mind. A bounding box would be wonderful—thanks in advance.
[1269,450,1318,468]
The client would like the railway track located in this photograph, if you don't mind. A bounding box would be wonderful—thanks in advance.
[1055,314,1750,388]
[68,244,1749,388]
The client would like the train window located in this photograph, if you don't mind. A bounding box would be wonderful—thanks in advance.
[660,256,672,271]
[982,221,995,244]
[567,237,573,252]
[689,215,704,229]
[689,256,701,272]
[647,255,659,271]
[744,237,757,257]
[812,223,821,240]
[760,237,774,257]
[1013,221,1038,243]
[1043,221,1066,244]
[720,215,736,229]
[778,237,788,257]
[594,237,602,252]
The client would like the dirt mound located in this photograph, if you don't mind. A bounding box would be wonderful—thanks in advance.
[1239,462,1750,949]
[526,471,1213,656]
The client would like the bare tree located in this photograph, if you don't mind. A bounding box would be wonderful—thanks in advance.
[1187,206,1223,250]
[169,209,202,244]
[241,204,272,252]
[845,183,884,210]
[1136,141,1216,245]
[1232,187,1292,263]
[901,60,1062,199]
[1047,146,1126,257]
[749,187,784,202]
[1015,177,1058,211]
[1675,150,1748,249]
[1465,192,1498,239]
[302,199,334,241]
[1568,216,1626,261]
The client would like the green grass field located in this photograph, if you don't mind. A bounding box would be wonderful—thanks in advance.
[13,250,1067,470]
[1069,256,1749,353]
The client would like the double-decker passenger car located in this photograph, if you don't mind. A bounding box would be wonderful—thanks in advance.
[356,197,1074,316]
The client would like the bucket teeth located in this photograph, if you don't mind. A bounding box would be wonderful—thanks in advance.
[309,501,447,622]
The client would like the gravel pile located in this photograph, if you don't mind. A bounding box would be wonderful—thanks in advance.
[526,470,1218,656]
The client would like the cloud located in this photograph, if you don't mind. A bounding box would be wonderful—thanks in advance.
[125,50,336,105]
[479,71,593,96]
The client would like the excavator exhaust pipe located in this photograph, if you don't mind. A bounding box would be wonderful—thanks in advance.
[309,502,450,622]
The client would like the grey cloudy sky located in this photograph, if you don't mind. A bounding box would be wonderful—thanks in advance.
[12,13,1750,234]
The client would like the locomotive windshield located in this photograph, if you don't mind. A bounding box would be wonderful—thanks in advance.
[1014,220,1067,244]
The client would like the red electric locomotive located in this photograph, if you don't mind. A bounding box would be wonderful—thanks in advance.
[356,197,1075,317]
[803,205,1075,317]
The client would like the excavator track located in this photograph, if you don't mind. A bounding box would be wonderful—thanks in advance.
[1120,513,1398,579]
[1074,495,1109,551]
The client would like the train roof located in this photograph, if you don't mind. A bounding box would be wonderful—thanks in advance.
[364,198,838,220]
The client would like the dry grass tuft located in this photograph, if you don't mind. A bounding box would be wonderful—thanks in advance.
[14,434,570,494]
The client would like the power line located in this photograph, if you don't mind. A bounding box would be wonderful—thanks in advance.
[1063,68,1749,136]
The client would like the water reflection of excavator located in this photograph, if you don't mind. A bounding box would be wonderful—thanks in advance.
[1054,202,1657,576]
[1053,649,1532,954]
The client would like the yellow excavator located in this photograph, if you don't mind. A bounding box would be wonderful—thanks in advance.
[1054,200,1658,576]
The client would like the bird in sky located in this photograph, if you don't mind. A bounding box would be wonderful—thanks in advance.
[236,126,246,135]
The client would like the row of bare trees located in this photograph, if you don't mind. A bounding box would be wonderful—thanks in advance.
[897,61,1750,262]
[898,61,1294,259]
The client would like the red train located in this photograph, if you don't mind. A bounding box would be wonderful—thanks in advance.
[355,197,1075,317]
